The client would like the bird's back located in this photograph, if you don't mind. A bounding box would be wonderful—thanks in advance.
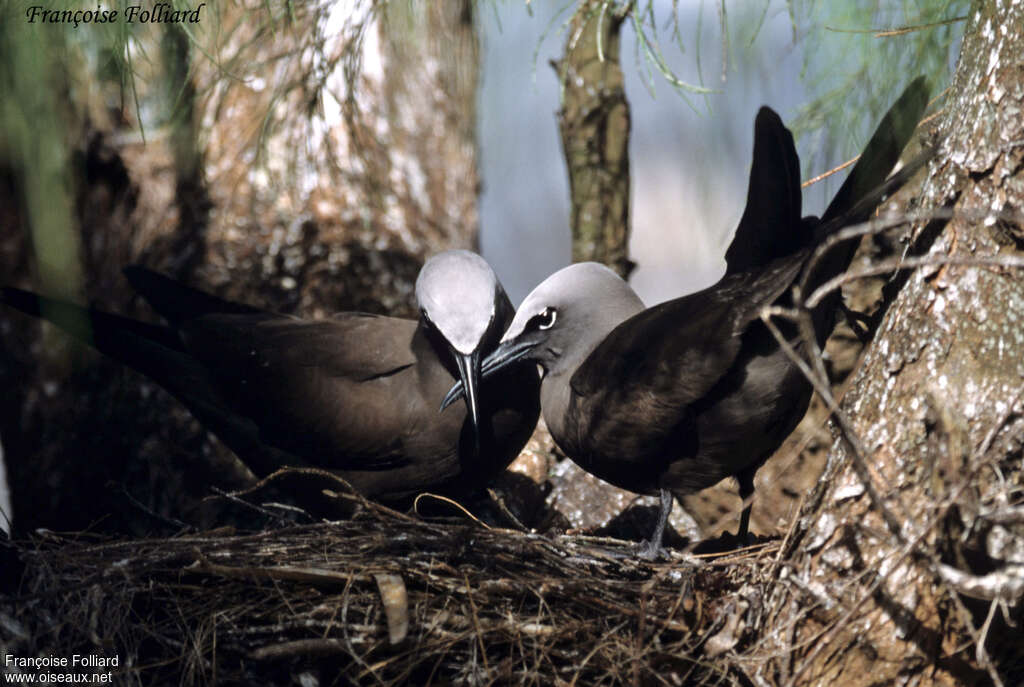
[175,309,538,502]
[559,253,808,494]
[4,269,537,505]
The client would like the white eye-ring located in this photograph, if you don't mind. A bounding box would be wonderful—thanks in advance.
[538,307,557,330]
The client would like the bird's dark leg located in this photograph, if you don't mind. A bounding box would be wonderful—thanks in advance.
[736,469,756,544]
[637,489,673,560]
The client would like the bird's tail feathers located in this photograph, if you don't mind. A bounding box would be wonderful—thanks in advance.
[2,287,183,354]
[725,106,806,275]
[123,265,263,325]
[820,76,930,227]
[802,77,931,346]
[2,284,282,475]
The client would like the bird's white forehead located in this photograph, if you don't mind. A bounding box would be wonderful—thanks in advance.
[416,250,498,354]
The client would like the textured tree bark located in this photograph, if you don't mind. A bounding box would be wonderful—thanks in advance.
[556,0,634,279]
[753,3,1024,684]
[192,0,481,317]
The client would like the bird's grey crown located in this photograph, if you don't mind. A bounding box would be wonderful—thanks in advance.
[415,250,500,355]
[503,263,643,341]
[503,262,645,377]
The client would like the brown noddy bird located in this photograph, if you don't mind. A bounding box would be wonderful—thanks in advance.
[444,78,930,556]
[2,250,540,506]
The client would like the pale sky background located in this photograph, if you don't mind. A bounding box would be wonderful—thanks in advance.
[477,0,840,305]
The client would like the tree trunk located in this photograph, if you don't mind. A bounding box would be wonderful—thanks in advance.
[557,0,634,279]
[753,3,1024,684]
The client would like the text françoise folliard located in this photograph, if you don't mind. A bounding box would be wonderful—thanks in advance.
[26,4,206,28]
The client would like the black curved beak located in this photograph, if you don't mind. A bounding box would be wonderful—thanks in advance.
[441,337,539,412]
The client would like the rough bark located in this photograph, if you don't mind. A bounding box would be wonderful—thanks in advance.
[750,3,1024,684]
[190,0,481,316]
[557,0,634,279]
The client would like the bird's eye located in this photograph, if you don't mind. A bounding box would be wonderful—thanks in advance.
[529,307,557,331]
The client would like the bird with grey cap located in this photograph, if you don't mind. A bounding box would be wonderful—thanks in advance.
[444,78,931,557]
[2,249,540,507]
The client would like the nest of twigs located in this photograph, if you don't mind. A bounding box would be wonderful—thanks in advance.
[0,490,779,686]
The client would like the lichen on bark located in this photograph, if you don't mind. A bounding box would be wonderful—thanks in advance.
[755,2,1024,683]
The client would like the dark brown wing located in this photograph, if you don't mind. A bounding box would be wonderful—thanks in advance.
[573,251,805,401]
[565,251,807,480]
[0,286,309,476]
[181,312,418,382]
[124,265,438,469]
[177,312,448,468]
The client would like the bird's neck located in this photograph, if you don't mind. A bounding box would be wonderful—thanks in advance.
[540,368,574,446]
[413,319,458,379]
[537,329,610,447]
[540,291,645,436]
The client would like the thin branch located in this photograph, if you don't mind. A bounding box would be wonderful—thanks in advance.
[824,15,968,37]
[807,252,1024,310]
[801,156,858,189]
[759,308,911,546]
